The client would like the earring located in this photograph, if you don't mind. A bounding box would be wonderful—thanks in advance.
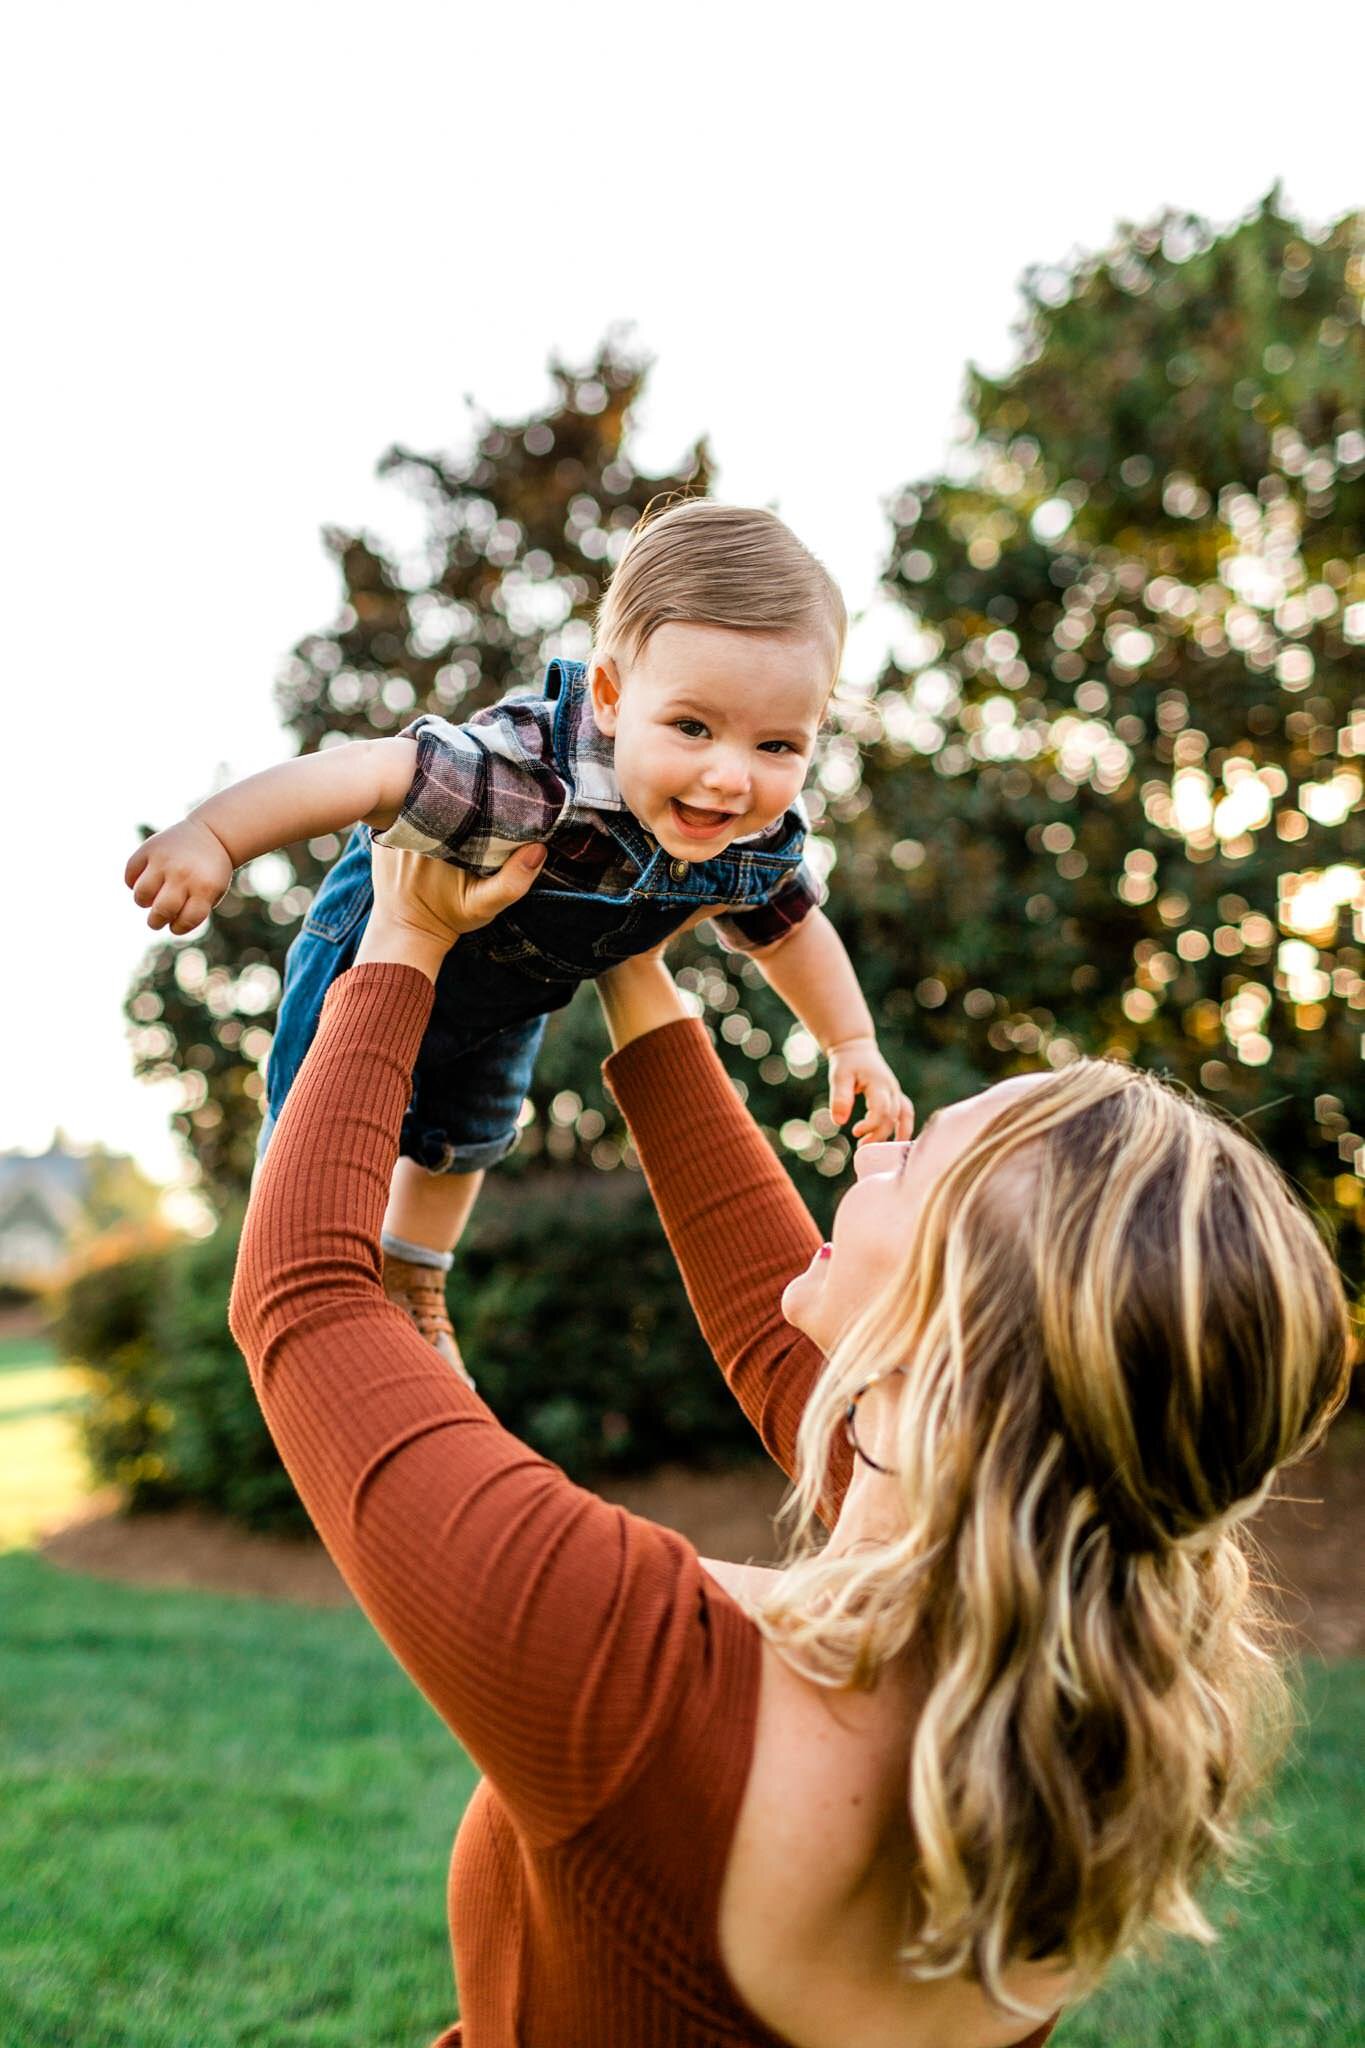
[842,1364,907,1475]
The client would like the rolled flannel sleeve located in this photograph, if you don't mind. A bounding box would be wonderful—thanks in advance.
[372,705,569,875]
[711,856,822,955]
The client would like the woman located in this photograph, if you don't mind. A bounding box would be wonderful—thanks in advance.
[230,843,1350,2048]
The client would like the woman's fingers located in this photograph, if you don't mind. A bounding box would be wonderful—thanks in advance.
[439,845,546,932]
[370,841,548,942]
[467,843,547,919]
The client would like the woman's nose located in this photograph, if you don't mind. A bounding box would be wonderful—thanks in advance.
[853,1141,908,1181]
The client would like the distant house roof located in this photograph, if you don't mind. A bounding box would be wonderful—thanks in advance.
[0,1138,118,1280]
[0,1144,90,1202]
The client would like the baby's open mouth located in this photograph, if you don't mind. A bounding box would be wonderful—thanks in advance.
[670,799,737,834]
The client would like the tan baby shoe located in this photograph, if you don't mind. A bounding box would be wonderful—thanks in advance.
[381,1252,476,1390]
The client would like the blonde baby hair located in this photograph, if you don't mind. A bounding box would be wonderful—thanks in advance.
[592,497,847,682]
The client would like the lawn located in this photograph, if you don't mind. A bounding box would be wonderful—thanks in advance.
[1,1551,476,2048]
[1,1549,1360,2048]
[0,1330,94,1548]
[0,1331,62,1376]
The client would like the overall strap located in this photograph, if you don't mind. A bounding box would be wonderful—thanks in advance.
[544,657,590,766]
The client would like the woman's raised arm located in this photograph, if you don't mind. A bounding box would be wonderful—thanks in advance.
[228,851,734,1849]
[599,953,852,1510]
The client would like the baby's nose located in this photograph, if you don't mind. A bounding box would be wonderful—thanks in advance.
[702,750,751,797]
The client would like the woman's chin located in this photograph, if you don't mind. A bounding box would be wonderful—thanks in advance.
[780,1267,819,1337]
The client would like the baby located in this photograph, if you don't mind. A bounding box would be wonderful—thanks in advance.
[127,501,909,1376]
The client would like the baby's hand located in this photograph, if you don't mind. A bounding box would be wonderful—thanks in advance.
[827,1037,913,1144]
[125,819,234,935]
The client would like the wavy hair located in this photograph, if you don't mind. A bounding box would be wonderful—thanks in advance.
[752,1058,1352,2015]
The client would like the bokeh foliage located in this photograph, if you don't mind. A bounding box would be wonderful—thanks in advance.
[816,192,1364,1281]
[551,195,1365,1283]
[125,194,1364,1318]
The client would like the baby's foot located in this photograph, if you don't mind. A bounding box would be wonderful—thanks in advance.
[381,1253,476,1390]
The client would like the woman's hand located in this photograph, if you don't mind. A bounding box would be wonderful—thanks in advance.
[354,842,546,982]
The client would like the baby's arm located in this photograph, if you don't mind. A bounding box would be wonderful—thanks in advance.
[125,738,417,934]
[748,908,912,1142]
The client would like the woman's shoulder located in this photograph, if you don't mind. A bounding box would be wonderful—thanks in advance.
[718,1630,1070,2048]
[701,1557,782,1604]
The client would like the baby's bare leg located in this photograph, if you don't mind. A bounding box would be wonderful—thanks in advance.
[384,1158,485,1255]
[380,1161,485,1385]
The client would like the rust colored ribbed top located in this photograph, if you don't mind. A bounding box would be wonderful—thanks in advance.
[230,963,1057,2047]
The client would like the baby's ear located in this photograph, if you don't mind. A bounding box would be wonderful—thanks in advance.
[588,656,622,735]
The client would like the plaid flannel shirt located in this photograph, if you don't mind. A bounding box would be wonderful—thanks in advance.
[372,668,821,954]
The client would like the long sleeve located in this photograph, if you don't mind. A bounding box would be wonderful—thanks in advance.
[604,1017,852,1517]
[230,962,716,1849]
[711,856,821,954]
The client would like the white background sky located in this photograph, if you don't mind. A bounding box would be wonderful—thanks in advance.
[6,2,1361,1202]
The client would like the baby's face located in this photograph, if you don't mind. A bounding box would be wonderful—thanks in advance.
[589,622,831,862]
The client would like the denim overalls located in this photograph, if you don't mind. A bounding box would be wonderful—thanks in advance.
[261,662,807,1174]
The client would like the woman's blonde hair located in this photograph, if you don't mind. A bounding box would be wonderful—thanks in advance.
[755,1058,1351,2016]
[592,497,847,679]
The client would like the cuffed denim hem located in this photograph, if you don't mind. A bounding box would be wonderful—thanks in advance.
[258,1108,520,1178]
[405,1125,521,1175]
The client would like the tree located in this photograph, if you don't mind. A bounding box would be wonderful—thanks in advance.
[126,335,711,1210]
[127,200,1365,1299]
[821,192,1364,1280]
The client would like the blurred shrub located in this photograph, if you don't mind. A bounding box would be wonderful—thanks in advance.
[56,1213,302,1530]
[842,195,1365,1289]
[55,1175,755,1533]
[56,1247,173,1506]
[454,1171,754,1479]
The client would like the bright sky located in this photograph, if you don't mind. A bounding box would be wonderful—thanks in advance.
[7,1,1361,1200]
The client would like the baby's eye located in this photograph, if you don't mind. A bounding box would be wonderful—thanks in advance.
[758,740,796,754]
[674,718,710,739]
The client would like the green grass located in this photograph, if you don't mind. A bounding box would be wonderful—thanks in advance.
[1,1551,1360,2047]
[0,1552,476,2048]
[0,1332,96,1548]
[1060,1655,1363,2046]
[0,1331,58,1375]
